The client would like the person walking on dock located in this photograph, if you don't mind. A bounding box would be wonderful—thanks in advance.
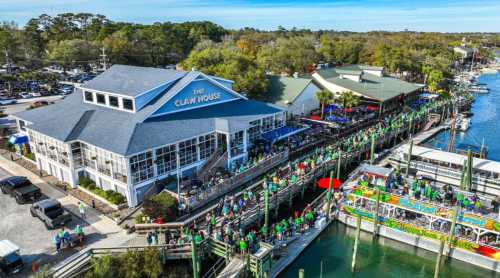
[78,202,86,219]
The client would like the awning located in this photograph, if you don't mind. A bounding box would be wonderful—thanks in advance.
[261,126,309,143]
[9,134,28,145]
[366,105,379,111]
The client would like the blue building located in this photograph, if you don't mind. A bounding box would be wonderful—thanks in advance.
[14,65,285,207]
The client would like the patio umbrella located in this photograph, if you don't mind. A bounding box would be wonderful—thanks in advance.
[367,105,379,111]
[317,178,342,190]
[309,115,321,120]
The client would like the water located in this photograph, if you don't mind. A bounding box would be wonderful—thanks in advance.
[280,222,499,278]
[280,73,500,278]
[425,73,500,160]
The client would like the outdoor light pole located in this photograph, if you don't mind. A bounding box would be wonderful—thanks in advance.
[326,171,334,218]
[370,133,376,165]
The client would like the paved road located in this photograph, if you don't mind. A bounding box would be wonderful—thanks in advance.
[1,95,64,117]
[0,166,99,276]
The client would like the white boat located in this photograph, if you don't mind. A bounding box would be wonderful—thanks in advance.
[467,87,490,94]
[481,68,499,74]
[460,117,471,131]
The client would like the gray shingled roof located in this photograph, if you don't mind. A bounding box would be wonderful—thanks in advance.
[315,65,423,102]
[16,72,282,156]
[80,65,186,97]
[265,75,314,107]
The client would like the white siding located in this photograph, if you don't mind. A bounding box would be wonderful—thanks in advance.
[286,82,320,116]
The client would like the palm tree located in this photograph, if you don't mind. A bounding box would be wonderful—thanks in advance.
[337,91,360,117]
[315,89,334,120]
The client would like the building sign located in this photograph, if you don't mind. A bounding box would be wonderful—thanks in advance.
[174,88,221,107]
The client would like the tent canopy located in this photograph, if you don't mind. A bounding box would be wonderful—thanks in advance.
[9,134,28,145]
[261,126,309,143]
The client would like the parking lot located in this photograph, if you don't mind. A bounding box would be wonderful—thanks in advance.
[0,167,98,275]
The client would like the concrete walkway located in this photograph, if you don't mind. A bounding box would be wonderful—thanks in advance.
[0,155,122,236]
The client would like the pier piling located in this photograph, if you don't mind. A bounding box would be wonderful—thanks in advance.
[373,188,381,236]
[299,268,305,278]
[405,139,413,178]
[352,215,362,272]
[433,239,445,278]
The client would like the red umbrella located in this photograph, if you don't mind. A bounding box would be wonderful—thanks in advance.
[309,115,321,120]
[367,105,379,111]
[343,108,353,113]
[317,178,342,190]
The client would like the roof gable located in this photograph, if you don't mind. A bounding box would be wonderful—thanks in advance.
[266,75,314,106]
[148,73,245,118]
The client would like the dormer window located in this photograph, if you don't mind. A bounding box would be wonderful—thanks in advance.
[123,98,134,111]
[96,94,106,105]
[84,91,94,102]
[109,96,119,108]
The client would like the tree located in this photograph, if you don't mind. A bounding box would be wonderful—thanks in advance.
[427,69,445,93]
[256,36,318,74]
[182,44,268,98]
[47,39,98,70]
[315,90,334,120]
[336,91,360,116]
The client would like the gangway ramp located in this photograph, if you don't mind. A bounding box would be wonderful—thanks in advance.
[216,257,246,278]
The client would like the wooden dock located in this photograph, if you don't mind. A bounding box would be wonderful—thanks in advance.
[270,217,332,277]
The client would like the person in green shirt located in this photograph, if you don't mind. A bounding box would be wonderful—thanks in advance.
[239,239,247,255]
[194,233,203,244]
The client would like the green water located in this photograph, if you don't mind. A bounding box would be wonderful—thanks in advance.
[280,222,499,278]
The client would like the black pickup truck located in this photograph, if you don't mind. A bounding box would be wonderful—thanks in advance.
[30,199,72,229]
[0,176,42,204]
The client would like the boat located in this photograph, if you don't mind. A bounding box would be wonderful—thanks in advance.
[481,68,499,74]
[467,87,490,94]
[460,117,471,131]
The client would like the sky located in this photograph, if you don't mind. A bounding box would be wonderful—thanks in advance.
[1,0,500,32]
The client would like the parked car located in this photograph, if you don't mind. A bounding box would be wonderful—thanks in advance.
[0,240,23,277]
[30,199,72,229]
[19,93,30,99]
[0,98,16,105]
[0,176,42,204]
[29,92,41,97]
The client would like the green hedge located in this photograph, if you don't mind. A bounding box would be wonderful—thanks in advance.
[78,176,126,205]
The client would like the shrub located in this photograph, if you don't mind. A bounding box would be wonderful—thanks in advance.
[143,191,178,222]
[78,176,125,205]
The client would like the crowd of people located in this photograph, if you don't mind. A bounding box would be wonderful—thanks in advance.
[146,97,451,256]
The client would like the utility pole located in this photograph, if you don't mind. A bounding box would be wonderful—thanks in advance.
[405,139,413,178]
[100,47,108,71]
[4,50,11,74]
